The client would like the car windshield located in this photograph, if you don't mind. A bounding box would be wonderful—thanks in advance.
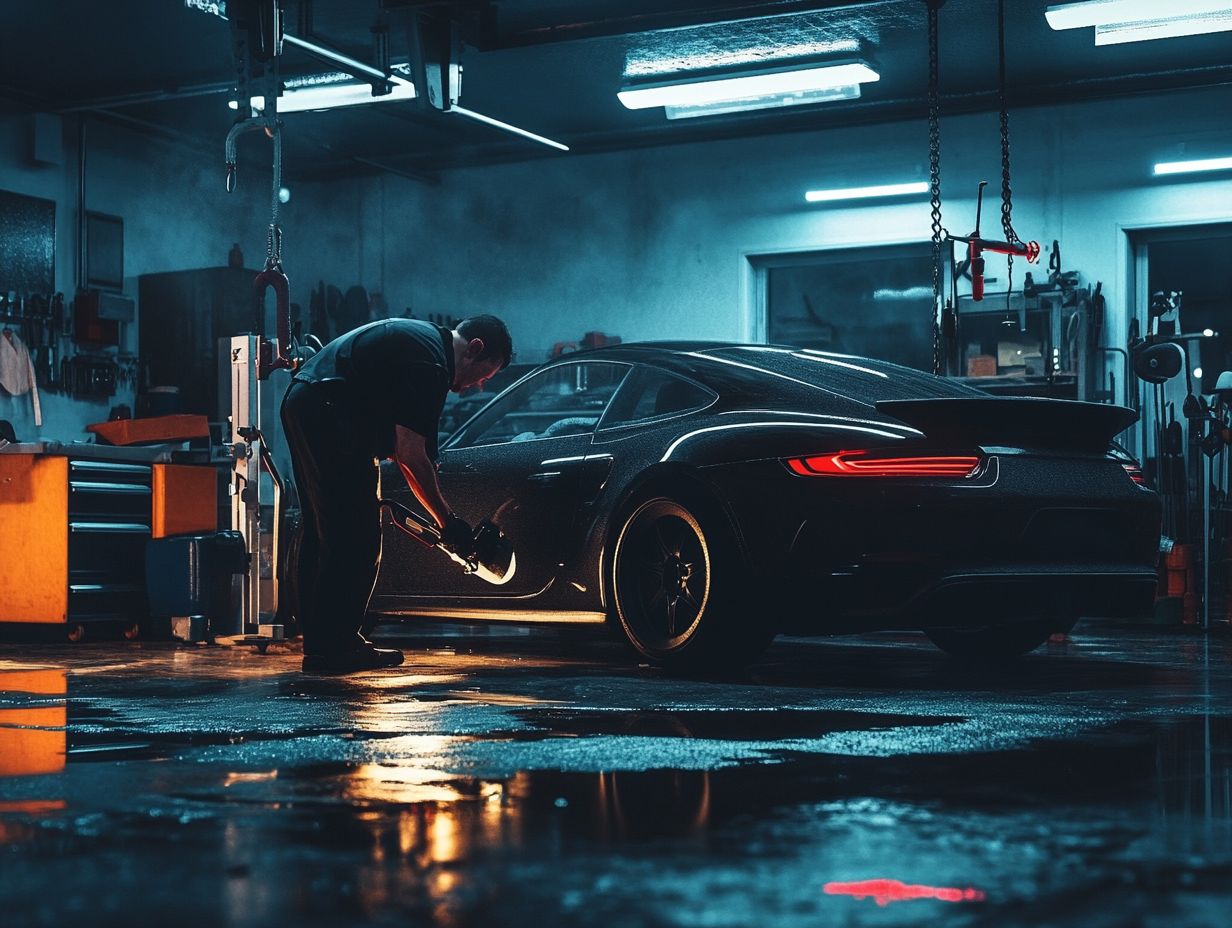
[703,347,986,402]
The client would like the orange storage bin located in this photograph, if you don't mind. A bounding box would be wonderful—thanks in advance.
[86,414,209,446]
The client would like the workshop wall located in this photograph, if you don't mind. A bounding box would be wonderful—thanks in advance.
[0,116,270,443]
[294,85,1230,403]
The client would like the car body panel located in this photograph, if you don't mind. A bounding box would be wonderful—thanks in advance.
[370,342,1161,634]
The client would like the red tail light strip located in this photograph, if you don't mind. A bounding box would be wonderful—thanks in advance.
[823,879,986,905]
[1123,463,1147,487]
[787,451,981,478]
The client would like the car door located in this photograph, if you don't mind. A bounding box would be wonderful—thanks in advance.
[377,360,630,600]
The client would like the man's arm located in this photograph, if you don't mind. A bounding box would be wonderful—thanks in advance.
[393,425,451,528]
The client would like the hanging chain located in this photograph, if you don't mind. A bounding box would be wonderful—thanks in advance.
[997,0,1022,307]
[927,0,944,375]
[266,119,283,270]
[265,53,284,271]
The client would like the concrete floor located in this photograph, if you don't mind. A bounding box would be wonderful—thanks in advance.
[0,622,1229,927]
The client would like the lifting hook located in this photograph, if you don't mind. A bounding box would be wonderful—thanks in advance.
[945,181,1039,301]
[254,266,293,380]
[224,116,282,194]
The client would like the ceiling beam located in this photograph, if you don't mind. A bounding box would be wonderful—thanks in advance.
[54,80,237,114]
[468,0,890,50]
[397,64,1232,174]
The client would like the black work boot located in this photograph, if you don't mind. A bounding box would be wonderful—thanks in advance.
[302,643,405,675]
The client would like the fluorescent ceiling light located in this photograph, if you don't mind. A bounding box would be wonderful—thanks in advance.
[1154,156,1232,175]
[1094,11,1232,43]
[664,84,859,120]
[623,39,862,78]
[1045,0,1232,30]
[618,59,878,114]
[805,182,929,203]
[228,78,417,113]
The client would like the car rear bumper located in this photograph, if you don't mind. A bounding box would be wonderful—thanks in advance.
[775,560,1158,632]
[705,452,1161,631]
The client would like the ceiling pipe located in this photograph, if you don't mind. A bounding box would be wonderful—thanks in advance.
[448,105,570,151]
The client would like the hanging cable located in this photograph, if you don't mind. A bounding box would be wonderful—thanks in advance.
[927,0,945,375]
[997,0,1023,311]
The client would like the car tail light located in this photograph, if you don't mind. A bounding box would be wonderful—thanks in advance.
[1123,463,1148,487]
[785,450,982,478]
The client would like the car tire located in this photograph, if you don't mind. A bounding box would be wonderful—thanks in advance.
[611,495,772,671]
[277,511,304,638]
[924,617,1074,659]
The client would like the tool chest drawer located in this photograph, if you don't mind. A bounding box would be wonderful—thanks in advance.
[68,460,153,521]
[0,453,217,626]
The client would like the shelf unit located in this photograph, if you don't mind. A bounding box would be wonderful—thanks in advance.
[0,454,216,627]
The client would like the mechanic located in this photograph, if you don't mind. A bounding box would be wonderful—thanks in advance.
[281,314,513,675]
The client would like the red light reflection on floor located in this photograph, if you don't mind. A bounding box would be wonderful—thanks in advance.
[824,878,986,906]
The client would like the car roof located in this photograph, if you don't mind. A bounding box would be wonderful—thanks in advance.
[548,341,982,405]
[556,340,770,358]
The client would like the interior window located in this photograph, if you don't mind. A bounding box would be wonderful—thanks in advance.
[599,367,716,430]
[448,362,629,449]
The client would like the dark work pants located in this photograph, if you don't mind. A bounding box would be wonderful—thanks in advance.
[280,380,381,656]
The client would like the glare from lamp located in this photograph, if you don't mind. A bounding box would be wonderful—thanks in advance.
[227,79,417,114]
[618,60,879,112]
[1153,156,1232,175]
[227,95,266,112]
[1094,11,1232,44]
[805,182,929,203]
[1045,0,1232,30]
[278,187,291,204]
[1195,367,1204,379]
[664,84,859,119]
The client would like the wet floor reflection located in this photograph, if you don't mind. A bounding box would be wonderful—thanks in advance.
[0,666,66,778]
[0,637,1230,925]
[0,666,67,843]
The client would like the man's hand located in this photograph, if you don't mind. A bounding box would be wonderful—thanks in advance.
[439,513,474,556]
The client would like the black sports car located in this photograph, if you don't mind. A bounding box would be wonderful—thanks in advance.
[371,342,1161,669]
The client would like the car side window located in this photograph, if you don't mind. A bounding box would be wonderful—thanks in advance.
[599,367,716,431]
[448,362,630,449]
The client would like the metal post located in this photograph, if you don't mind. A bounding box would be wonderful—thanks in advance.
[1203,449,1211,629]
[227,335,285,642]
[229,336,260,636]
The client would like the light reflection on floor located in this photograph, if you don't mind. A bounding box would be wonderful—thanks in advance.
[0,625,1228,926]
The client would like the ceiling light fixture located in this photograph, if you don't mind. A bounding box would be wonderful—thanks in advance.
[618,58,878,119]
[1045,0,1232,43]
[1153,156,1232,175]
[229,76,417,113]
[664,84,860,120]
[805,182,929,203]
[1094,12,1232,43]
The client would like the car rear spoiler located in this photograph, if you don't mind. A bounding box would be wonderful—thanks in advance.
[875,398,1138,452]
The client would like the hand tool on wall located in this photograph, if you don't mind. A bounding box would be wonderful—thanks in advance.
[380,498,517,586]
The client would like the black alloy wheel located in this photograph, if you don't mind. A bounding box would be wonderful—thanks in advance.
[612,496,771,670]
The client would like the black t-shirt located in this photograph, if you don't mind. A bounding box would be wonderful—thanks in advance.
[294,319,455,459]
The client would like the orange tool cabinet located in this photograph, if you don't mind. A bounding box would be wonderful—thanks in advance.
[0,452,217,626]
